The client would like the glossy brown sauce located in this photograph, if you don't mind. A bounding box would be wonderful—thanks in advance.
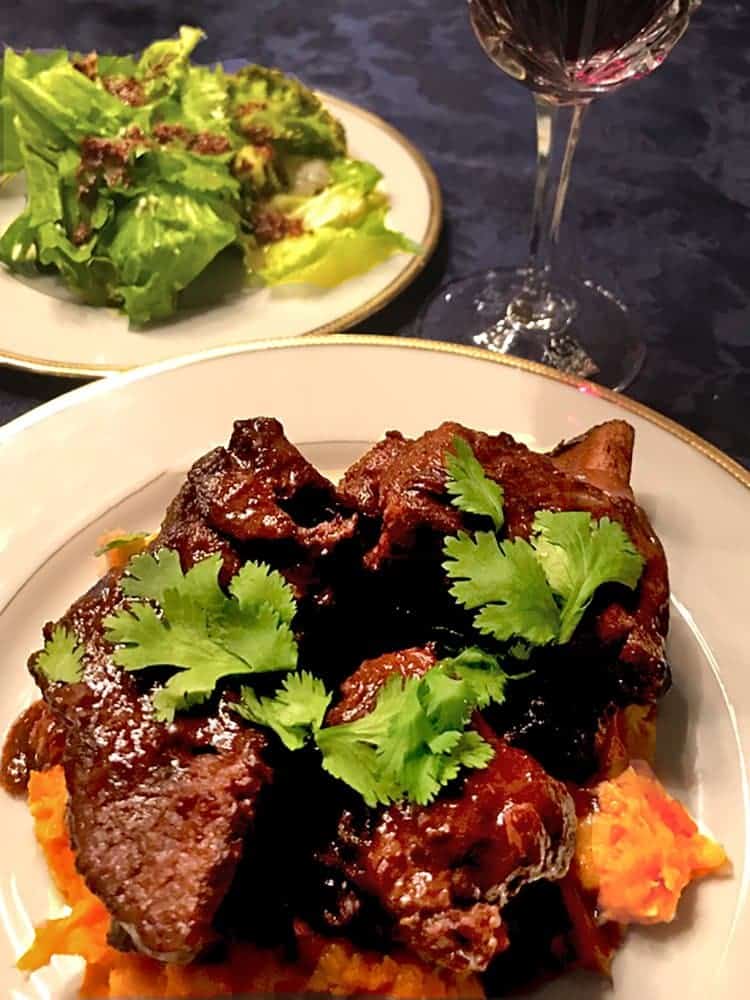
[0,417,671,979]
[1,700,64,796]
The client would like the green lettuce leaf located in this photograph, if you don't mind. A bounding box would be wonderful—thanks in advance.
[229,64,346,158]
[2,50,70,173]
[270,157,380,228]
[102,185,238,324]
[181,63,231,131]
[147,146,239,196]
[136,25,204,101]
[1,60,21,174]
[2,49,130,148]
[97,54,140,78]
[0,210,38,272]
[259,200,418,287]
[35,222,115,305]
[21,148,62,224]
[258,158,418,286]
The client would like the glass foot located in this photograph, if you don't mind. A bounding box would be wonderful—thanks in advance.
[415,267,646,391]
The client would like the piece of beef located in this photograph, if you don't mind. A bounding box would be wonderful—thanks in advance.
[549,419,635,498]
[486,658,617,784]
[336,420,669,705]
[187,417,353,550]
[337,431,410,520]
[32,571,272,964]
[312,650,576,975]
[25,417,358,962]
[326,645,437,725]
[160,417,357,594]
[0,699,65,795]
[163,417,359,614]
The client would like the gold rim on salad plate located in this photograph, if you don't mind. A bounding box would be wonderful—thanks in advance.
[1,333,747,493]
[0,92,443,379]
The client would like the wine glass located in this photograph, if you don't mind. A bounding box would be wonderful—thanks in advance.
[417,0,702,390]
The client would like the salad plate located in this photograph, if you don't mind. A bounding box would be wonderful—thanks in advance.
[0,43,440,377]
[0,336,747,999]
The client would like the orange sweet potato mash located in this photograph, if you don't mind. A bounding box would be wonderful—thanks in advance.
[576,761,728,925]
[21,767,483,999]
[20,724,728,997]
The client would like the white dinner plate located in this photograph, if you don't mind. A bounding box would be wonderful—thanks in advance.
[0,98,440,377]
[0,337,747,1000]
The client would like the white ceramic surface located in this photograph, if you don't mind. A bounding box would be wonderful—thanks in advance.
[0,98,439,376]
[0,337,747,999]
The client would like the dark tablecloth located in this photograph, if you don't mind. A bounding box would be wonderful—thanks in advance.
[1,1,748,467]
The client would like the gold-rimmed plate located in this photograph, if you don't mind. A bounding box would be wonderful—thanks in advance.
[0,98,441,378]
[0,337,747,999]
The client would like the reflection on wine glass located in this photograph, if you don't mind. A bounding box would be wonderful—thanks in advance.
[417,0,701,390]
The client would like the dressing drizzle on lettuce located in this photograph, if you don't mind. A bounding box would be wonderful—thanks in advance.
[0,27,418,325]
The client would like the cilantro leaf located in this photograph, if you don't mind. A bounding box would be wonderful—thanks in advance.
[315,653,511,808]
[444,531,560,645]
[94,531,150,557]
[532,511,645,643]
[316,721,392,807]
[452,730,496,770]
[120,547,188,605]
[445,436,504,531]
[441,439,646,650]
[229,561,296,626]
[316,672,411,806]
[438,647,514,709]
[35,625,85,683]
[373,673,458,805]
[233,645,513,807]
[104,549,298,722]
[212,600,297,674]
[443,531,508,609]
[418,664,475,731]
[236,672,331,751]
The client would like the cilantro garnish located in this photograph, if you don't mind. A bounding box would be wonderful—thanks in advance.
[316,649,511,806]
[445,436,504,531]
[444,532,561,645]
[94,531,151,557]
[104,549,298,722]
[237,647,511,807]
[236,671,331,751]
[442,441,646,648]
[438,646,518,708]
[532,511,644,643]
[35,625,85,683]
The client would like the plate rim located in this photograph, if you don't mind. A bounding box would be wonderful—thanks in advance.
[0,93,443,378]
[0,332,747,997]
[1,333,747,490]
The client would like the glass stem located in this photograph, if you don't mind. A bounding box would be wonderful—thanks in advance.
[522,96,590,305]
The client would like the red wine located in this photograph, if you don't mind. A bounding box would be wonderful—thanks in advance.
[469,0,699,100]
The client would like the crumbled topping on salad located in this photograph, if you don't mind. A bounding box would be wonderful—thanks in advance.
[0,27,418,325]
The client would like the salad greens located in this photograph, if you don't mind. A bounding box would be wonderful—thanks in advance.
[0,27,417,325]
